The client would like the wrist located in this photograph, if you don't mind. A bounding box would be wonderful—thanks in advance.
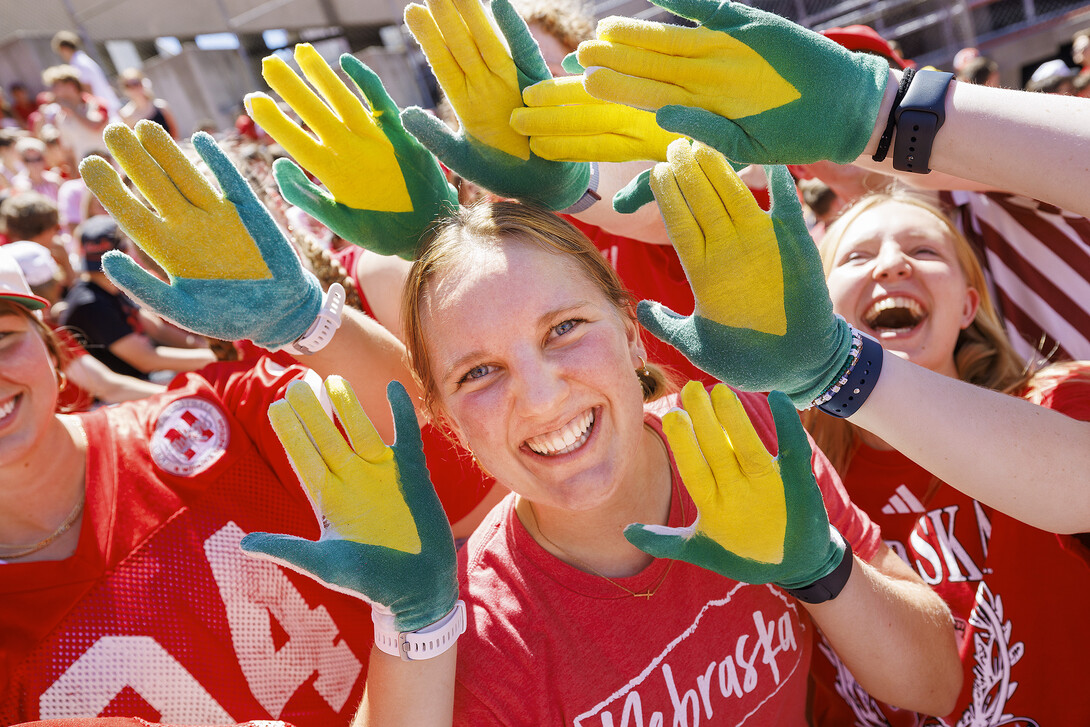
[862,69,902,158]
[279,283,345,356]
[373,600,467,661]
[780,530,853,604]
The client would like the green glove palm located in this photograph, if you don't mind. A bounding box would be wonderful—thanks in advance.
[639,139,852,408]
[81,122,321,349]
[241,378,458,633]
[576,0,890,165]
[247,44,457,260]
[401,0,590,210]
[626,382,846,589]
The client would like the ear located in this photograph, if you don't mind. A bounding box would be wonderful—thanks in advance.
[960,287,981,329]
[624,313,647,368]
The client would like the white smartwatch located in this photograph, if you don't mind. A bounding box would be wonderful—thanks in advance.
[373,601,467,662]
[280,283,345,356]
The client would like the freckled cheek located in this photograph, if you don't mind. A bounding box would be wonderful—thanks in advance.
[447,387,512,458]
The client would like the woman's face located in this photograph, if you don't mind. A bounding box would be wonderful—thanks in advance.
[825,201,980,377]
[0,311,59,466]
[420,239,649,512]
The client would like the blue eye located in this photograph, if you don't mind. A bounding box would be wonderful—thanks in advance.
[458,364,492,384]
[554,320,576,336]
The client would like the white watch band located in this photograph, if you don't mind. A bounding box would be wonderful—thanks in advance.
[281,283,345,356]
[373,601,467,662]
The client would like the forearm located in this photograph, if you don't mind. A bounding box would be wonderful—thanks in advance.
[293,307,416,442]
[805,554,960,715]
[65,355,166,402]
[353,646,457,727]
[849,352,1090,533]
[572,161,670,245]
[857,69,1090,215]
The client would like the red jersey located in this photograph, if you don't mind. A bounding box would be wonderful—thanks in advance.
[810,365,1090,726]
[454,387,881,726]
[1,359,373,724]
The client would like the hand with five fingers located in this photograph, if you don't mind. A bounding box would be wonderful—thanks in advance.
[637,139,854,408]
[80,121,322,349]
[401,0,590,210]
[242,378,459,635]
[575,0,890,165]
[625,382,847,590]
[247,44,457,260]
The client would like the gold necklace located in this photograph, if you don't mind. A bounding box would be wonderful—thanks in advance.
[0,489,86,560]
[525,443,685,600]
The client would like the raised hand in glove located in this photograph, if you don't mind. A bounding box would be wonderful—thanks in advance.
[639,139,853,408]
[402,0,590,210]
[575,0,890,165]
[510,75,684,163]
[626,382,848,591]
[243,378,460,638]
[80,121,322,350]
[247,44,457,259]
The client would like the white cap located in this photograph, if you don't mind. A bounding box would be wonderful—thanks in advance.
[0,246,49,311]
[1031,59,1076,83]
[6,241,60,287]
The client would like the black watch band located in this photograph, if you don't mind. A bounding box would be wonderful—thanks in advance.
[782,540,854,605]
[892,70,954,174]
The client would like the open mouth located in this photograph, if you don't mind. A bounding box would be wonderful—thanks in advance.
[862,296,927,335]
[525,408,596,457]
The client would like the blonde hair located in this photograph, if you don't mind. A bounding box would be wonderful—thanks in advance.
[402,201,675,427]
[510,0,595,52]
[803,192,1034,474]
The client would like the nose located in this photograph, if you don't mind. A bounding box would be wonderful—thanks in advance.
[872,242,911,281]
[510,350,568,420]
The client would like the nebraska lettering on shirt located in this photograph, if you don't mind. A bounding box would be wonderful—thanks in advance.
[575,584,803,727]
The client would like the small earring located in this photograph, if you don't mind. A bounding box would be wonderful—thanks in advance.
[56,369,68,393]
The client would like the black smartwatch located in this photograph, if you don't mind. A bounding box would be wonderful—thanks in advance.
[892,70,954,174]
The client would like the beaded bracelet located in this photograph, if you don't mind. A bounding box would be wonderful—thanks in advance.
[811,327,884,418]
[871,67,916,164]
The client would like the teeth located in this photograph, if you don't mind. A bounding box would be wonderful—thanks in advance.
[0,396,15,420]
[526,410,595,456]
[863,296,925,329]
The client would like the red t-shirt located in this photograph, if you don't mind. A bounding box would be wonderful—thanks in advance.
[566,218,719,388]
[454,387,881,726]
[809,365,1090,726]
[1,358,373,724]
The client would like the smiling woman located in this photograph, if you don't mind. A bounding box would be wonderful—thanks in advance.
[804,191,1090,726]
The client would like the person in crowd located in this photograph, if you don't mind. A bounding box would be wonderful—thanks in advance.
[10,83,41,131]
[0,120,431,723]
[50,31,121,119]
[5,241,165,409]
[1025,58,1077,94]
[956,55,1000,86]
[802,191,1090,725]
[11,138,63,202]
[34,66,109,168]
[0,128,25,187]
[59,215,217,379]
[118,68,179,139]
[0,192,76,287]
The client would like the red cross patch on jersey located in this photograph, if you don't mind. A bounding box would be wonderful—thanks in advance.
[150,397,230,476]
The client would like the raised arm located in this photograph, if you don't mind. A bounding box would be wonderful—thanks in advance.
[625,382,960,713]
[575,0,1090,217]
[638,138,1090,533]
[81,121,413,438]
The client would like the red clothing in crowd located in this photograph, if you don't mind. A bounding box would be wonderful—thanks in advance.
[810,365,1090,726]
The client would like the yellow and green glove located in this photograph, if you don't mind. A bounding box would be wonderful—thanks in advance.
[626,382,847,590]
[401,0,591,210]
[247,44,457,260]
[510,75,684,163]
[639,139,853,408]
[81,121,322,349]
[575,0,890,165]
[242,378,458,634]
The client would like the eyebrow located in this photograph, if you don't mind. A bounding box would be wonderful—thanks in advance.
[439,301,593,382]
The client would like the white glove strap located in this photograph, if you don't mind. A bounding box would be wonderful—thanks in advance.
[281,283,345,356]
[373,601,467,662]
